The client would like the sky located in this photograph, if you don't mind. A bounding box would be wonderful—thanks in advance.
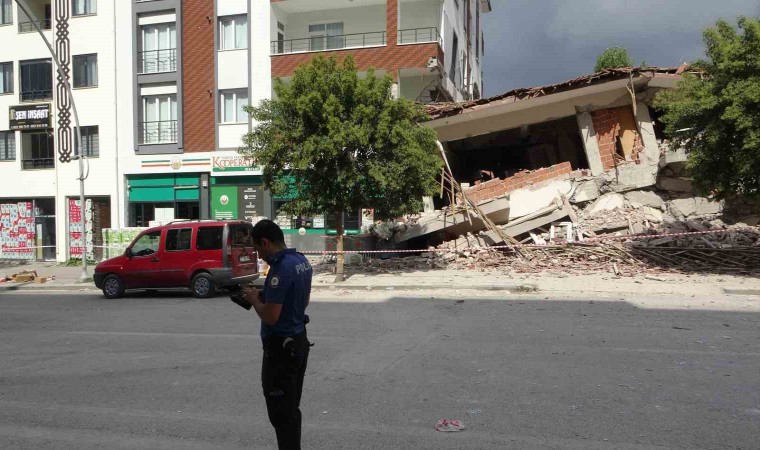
[480,0,760,96]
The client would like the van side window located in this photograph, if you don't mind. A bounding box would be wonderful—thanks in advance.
[166,228,193,252]
[197,226,223,250]
[132,231,161,257]
[230,224,254,246]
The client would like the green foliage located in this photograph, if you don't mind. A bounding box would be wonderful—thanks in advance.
[240,55,443,220]
[654,17,760,198]
[594,47,634,72]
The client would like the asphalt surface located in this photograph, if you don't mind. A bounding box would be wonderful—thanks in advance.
[1,290,759,449]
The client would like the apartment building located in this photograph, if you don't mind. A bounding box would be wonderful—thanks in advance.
[0,0,492,261]
[0,0,118,262]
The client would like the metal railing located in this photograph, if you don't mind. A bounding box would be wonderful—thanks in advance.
[20,89,53,101]
[271,31,386,55]
[397,27,441,45]
[22,158,54,170]
[139,120,178,145]
[138,49,178,74]
[18,19,51,34]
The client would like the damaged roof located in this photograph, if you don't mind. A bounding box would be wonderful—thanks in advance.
[426,65,693,121]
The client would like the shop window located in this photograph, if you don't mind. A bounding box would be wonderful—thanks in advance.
[131,231,161,257]
[219,15,247,50]
[197,226,223,251]
[73,54,98,88]
[0,130,15,161]
[166,228,192,252]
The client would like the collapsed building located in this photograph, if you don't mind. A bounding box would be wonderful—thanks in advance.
[353,65,760,274]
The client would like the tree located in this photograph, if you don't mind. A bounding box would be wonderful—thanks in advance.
[594,46,634,72]
[240,55,443,281]
[654,17,760,198]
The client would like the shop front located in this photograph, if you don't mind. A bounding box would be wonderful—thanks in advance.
[67,197,111,261]
[127,174,204,227]
[0,198,56,261]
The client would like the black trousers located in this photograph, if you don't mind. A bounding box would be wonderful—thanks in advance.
[261,330,310,450]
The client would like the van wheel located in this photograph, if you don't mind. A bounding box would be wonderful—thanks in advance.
[102,275,125,299]
[191,273,216,299]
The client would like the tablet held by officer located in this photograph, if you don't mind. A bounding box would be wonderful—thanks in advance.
[240,219,313,450]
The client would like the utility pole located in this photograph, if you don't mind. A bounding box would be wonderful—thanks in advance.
[15,0,89,280]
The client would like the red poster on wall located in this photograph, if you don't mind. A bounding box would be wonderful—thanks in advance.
[0,202,35,260]
[68,198,93,260]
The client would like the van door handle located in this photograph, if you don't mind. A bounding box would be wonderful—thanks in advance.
[151,257,160,263]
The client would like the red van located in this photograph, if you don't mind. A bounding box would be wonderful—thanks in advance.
[94,220,258,299]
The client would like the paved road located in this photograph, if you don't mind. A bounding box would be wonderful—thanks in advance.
[1,290,758,449]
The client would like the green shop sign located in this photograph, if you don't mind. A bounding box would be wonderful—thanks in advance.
[211,186,238,220]
[212,156,261,173]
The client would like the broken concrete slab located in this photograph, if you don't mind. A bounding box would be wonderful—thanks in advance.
[508,179,573,220]
[395,197,510,243]
[640,206,664,223]
[657,176,693,193]
[667,197,722,219]
[570,178,601,203]
[586,193,625,214]
[604,163,657,193]
[624,190,665,209]
[695,197,723,216]
[658,147,688,168]
[480,204,572,245]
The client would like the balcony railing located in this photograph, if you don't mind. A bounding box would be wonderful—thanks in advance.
[271,31,386,55]
[397,27,441,45]
[138,49,178,74]
[22,158,54,170]
[18,19,51,34]
[139,120,178,145]
[20,89,53,102]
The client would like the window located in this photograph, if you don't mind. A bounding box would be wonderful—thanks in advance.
[131,231,161,257]
[141,95,177,144]
[21,130,54,170]
[73,54,97,88]
[140,23,177,73]
[277,22,285,54]
[20,59,52,101]
[166,228,192,252]
[197,226,223,251]
[449,32,459,84]
[74,126,99,157]
[219,15,247,50]
[0,131,15,161]
[72,0,96,16]
[1,0,12,25]
[308,22,344,51]
[0,62,12,94]
[219,89,248,124]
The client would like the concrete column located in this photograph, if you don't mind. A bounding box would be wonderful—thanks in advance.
[635,101,660,166]
[576,112,604,176]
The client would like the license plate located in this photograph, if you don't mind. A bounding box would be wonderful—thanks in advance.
[239,255,251,262]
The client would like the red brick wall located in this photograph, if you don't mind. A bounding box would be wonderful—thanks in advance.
[182,0,216,153]
[271,0,444,78]
[591,107,644,170]
[463,162,584,205]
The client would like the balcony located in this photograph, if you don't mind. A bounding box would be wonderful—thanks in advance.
[20,89,53,102]
[138,49,177,74]
[271,31,386,55]
[22,158,54,170]
[139,120,177,145]
[18,19,51,33]
[397,27,440,45]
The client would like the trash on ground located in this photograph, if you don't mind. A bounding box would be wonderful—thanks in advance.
[435,419,465,432]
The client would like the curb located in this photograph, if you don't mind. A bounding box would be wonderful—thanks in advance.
[722,288,760,296]
[0,282,539,294]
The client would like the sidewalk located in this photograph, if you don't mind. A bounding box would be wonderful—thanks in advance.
[2,260,759,296]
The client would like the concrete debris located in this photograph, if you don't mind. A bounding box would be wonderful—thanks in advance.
[586,193,625,214]
[570,178,601,203]
[657,177,693,193]
[624,190,665,209]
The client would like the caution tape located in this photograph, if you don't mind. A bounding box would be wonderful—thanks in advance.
[300,226,760,255]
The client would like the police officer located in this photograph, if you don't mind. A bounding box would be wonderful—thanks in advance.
[243,220,312,450]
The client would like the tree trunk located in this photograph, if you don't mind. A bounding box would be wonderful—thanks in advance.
[335,215,345,283]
